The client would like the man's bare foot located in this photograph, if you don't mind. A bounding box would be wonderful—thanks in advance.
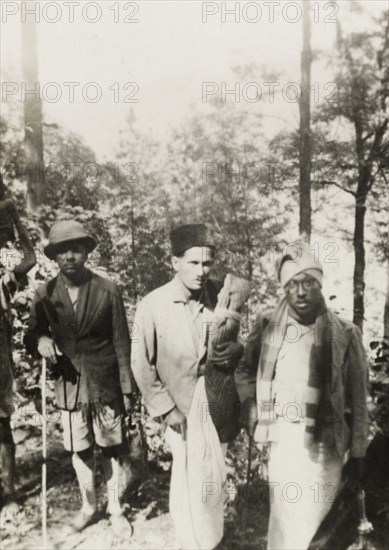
[69,509,98,533]
[110,512,133,539]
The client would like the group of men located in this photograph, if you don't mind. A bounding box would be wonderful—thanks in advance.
[0,198,369,549]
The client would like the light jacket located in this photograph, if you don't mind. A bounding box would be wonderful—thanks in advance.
[24,269,132,410]
[235,309,369,458]
[131,276,220,418]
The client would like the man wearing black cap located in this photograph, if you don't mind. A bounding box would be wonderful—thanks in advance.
[132,223,242,550]
[25,220,133,535]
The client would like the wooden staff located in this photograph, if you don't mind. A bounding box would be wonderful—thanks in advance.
[41,358,48,549]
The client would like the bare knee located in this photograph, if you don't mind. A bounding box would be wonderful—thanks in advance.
[100,444,122,460]
[74,446,94,463]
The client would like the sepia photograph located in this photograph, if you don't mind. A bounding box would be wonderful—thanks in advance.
[0,1,388,548]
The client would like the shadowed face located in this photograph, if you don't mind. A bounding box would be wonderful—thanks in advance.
[172,246,214,291]
[285,271,322,322]
[55,240,87,279]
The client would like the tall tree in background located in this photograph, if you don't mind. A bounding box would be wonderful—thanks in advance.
[299,0,312,242]
[315,10,388,331]
[385,244,389,339]
[108,117,171,300]
[22,1,45,209]
[164,96,287,310]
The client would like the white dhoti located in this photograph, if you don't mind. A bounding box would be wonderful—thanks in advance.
[166,376,227,550]
[267,419,343,550]
[255,321,344,549]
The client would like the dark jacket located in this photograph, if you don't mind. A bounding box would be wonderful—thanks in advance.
[234,309,369,458]
[25,269,132,410]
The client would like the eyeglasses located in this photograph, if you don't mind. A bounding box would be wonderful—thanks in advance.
[287,277,318,294]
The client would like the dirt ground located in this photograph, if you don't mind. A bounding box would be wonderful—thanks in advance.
[1,408,387,550]
[0,408,269,550]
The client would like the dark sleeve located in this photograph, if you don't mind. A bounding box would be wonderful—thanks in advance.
[346,325,369,458]
[24,290,51,357]
[112,288,133,395]
[234,312,263,403]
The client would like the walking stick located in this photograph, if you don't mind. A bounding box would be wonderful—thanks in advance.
[246,402,260,490]
[346,490,375,550]
[241,433,253,528]
[41,358,48,549]
[246,435,253,490]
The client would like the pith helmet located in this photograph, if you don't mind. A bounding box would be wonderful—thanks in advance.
[44,220,97,260]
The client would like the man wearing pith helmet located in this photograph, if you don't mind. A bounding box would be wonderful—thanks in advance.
[131,223,244,549]
[235,242,369,549]
[24,220,133,535]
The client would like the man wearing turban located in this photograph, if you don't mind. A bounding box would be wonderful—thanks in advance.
[131,223,243,549]
[235,242,369,549]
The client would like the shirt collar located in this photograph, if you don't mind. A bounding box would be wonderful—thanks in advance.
[171,274,216,314]
[172,274,196,303]
[58,267,90,288]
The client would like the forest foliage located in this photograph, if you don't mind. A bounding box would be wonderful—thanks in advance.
[1,8,388,441]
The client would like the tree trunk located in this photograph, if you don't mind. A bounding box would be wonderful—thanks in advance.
[353,188,367,331]
[22,1,45,209]
[130,191,138,302]
[246,242,253,282]
[385,263,389,338]
[384,230,389,338]
[299,0,312,242]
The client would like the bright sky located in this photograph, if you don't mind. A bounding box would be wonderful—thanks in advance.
[1,0,386,160]
[0,1,387,336]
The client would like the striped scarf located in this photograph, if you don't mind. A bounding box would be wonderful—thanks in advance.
[255,296,333,448]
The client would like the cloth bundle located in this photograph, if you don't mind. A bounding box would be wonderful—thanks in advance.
[167,376,226,550]
[205,273,251,442]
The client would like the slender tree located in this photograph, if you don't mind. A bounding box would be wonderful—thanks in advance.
[385,227,389,338]
[22,1,45,209]
[315,11,388,331]
[299,0,312,242]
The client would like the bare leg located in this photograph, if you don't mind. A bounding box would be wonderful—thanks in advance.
[101,445,132,538]
[101,446,122,516]
[72,447,97,516]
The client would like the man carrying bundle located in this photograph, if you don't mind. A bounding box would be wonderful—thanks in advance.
[131,223,247,549]
[235,242,369,549]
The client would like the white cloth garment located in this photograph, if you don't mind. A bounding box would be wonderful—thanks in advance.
[166,376,227,550]
[264,321,343,549]
[272,320,314,422]
[267,421,342,550]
